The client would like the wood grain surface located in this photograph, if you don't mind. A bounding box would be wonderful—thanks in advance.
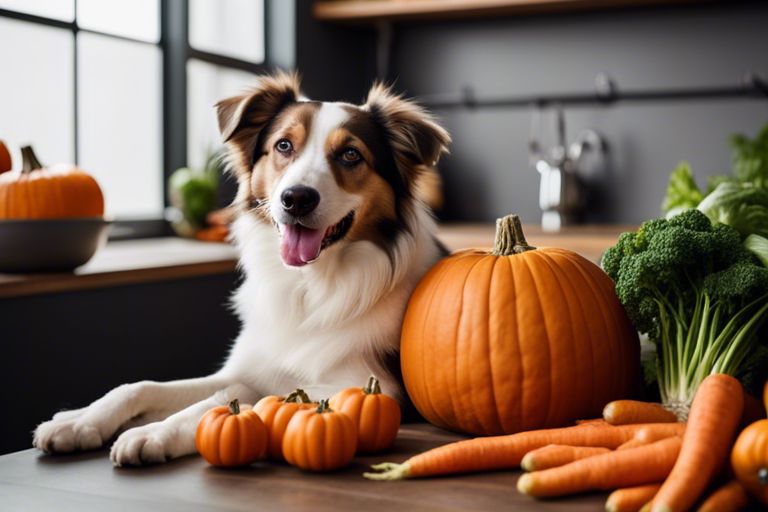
[0,424,608,511]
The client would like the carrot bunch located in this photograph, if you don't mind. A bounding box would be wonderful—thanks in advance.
[366,374,764,512]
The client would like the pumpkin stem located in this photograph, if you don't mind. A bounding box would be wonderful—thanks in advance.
[364,375,382,395]
[759,467,768,486]
[492,214,536,256]
[285,388,312,404]
[228,398,240,415]
[316,399,332,414]
[20,145,44,174]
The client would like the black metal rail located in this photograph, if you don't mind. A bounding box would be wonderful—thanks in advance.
[418,73,768,110]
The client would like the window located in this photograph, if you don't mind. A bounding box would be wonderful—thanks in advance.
[0,1,267,235]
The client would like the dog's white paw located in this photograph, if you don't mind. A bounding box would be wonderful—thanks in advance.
[33,418,104,453]
[110,423,180,467]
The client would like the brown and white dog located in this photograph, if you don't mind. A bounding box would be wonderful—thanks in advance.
[33,72,451,465]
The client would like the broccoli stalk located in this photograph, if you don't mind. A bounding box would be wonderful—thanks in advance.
[602,210,768,419]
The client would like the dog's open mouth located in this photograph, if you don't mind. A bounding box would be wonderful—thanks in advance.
[280,210,355,267]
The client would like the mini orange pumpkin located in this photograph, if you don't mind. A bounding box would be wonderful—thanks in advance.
[283,399,357,471]
[195,398,268,467]
[253,389,316,460]
[401,214,640,436]
[0,140,11,174]
[330,376,401,453]
[0,145,104,219]
[731,419,768,505]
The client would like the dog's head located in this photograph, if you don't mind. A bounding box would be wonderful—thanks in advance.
[217,72,450,267]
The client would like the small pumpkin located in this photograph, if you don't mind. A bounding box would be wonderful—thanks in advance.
[0,140,11,174]
[283,399,357,471]
[731,419,768,505]
[0,145,104,219]
[400,214,640,436]
[253,388,316,460]
[330,375,401,453]
[195,398,268,467]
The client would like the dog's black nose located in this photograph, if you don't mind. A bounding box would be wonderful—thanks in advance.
[281,186,320,217]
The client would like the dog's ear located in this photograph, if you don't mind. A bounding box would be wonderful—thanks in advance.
[215,71,301,144]
[364,83,451,176]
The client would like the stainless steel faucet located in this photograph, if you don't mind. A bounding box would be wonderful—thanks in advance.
[529,107,605,231]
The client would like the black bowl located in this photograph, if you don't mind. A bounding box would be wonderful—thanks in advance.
[0,218,112,273]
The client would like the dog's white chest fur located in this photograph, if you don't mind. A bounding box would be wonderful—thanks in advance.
[222,208,441,400]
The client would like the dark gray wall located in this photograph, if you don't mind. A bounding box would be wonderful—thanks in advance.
[0,274,240,455]
[388,2,768,223]
[295,1,377,103]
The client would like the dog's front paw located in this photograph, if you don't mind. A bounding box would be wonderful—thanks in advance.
[110,423,183,467]
[33,417,104,454]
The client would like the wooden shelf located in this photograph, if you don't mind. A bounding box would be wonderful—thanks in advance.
[313,0,706,22]
[0,238,238,299]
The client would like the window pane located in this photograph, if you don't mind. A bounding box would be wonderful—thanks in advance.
[187,59,257,169]
[189,0,264,63]
[78,33,162,219]
[77,0,159,43]
[0,18,74,166]
[0,0,74,21]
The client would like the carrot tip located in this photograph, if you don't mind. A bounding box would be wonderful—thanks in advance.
[516,474,534,495]
[520,453,535,472]
[363,462,411,481]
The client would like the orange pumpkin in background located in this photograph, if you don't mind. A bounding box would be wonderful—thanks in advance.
[0,145,104,219]
[253,389,316,461]
[330,376,401,453]
[0,140,11,174]
[400,214,641,436]
[731,418,768,505]
[195,398,268,467]
[282,399,357,471]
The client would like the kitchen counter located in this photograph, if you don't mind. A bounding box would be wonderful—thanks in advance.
[0,223,630,298]
[0,424,607,511]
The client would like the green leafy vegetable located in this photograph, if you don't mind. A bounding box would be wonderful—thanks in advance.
[745,233,768,267]
[697,182,768,239]
[730,124,768,189]
[661,162,703,217]
[602,209,768,418]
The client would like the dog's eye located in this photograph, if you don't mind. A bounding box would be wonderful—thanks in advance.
[275,139,293,154]
[339,147,362,165]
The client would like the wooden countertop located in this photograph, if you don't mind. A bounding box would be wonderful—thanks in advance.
[0,424,607,511]
[0,224,631,299]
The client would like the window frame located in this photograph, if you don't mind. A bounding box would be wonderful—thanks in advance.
[0,0,271,240]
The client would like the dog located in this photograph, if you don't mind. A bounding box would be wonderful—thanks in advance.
[32,72,451,466]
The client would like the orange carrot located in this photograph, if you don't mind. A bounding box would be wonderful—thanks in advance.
[364,422,685,480]
[606,484,662,512]
[516,436,682,498]
[604,400,678,425]
[650,374,744,512]
[520,444,610,471]
[576,418,608,426]
[618,423,686,450]
[698,479,750,512]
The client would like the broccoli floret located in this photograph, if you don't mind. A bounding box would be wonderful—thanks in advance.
[603,209,768,415]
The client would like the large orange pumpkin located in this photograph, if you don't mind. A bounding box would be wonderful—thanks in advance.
[330,375,401,453]
[0,140,11,174]
[253,389,316,461]
[0,145,104,219]
[401,214,640,436]
[282,399,357,471]
[732,419,768,505]
[195,398,268,467]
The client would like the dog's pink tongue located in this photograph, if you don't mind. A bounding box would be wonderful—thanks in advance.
[280,224,325,266]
